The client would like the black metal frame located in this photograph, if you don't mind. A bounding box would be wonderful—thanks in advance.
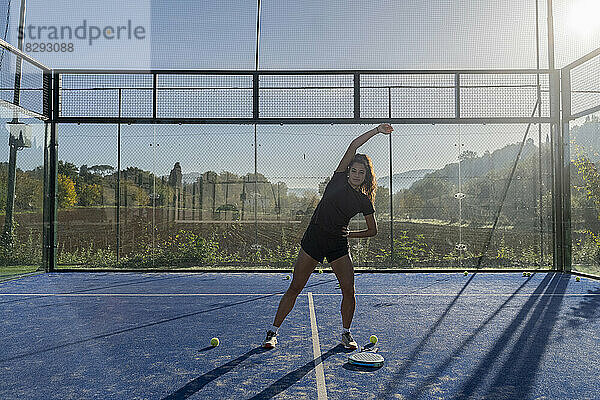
[41,66,563,273]
[53,68,553,125]
[558,46,600,273]
[1,55,590,273]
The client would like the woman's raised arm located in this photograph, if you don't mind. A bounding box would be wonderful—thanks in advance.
[335,123,393,172]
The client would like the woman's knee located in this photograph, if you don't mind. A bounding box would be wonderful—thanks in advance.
[287,281,305,296]
[340,283,355,297]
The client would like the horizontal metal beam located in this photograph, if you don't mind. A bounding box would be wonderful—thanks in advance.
[0,99,48,120]
[0,38,51,71]
[562,45,600,72]
[57,85,553,91]
[56,116,552,125]
[568,104,600,121]
[53,68,553,76]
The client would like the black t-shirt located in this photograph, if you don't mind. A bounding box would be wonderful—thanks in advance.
[309,171,375,236]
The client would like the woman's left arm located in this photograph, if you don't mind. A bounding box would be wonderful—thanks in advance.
[346,214,378,238]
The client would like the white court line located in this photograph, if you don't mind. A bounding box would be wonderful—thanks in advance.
[308,292,328,400]
[0,293,597,297]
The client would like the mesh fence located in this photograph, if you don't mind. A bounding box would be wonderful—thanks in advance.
[58,71,552,122]
[361,74,455,119]
[1,1,598,272]
[568,52,600,117]
[569,113,600,275]
[60,74,153,118]
[51,122,554,270]
[158,75,253,119]
[563,48,600,276]
[0,40,47,275]
[0,40,49,118]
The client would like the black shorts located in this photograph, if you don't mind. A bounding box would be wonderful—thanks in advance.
[301,224,349,263]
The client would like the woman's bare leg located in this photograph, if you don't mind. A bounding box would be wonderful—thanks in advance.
[272,248,319,327]
[329,254,355,329]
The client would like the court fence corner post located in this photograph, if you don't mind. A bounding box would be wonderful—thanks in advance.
[43,71,59,273]
[549,69,563,272]
[560,67,572,273]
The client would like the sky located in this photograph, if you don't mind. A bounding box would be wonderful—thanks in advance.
[0,0,599,189]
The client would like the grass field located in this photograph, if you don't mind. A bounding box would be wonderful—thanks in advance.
[0,265,43,281]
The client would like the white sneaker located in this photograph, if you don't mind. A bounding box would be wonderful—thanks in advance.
[262,330,278,348]
[341,332,358,350]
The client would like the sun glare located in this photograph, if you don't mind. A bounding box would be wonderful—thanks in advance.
[567,0,600,37]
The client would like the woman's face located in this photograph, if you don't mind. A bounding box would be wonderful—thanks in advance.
[348,162,367,188]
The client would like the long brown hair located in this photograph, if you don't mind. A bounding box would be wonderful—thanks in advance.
[347,153,376,203]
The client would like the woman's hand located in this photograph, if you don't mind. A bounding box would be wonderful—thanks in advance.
[376,123,393,134]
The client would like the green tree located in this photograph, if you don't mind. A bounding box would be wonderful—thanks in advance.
[79,183,103,206]
[15,172,43,211]
[58,161,78,181]
[123,181,149,207]
[459,150,478,161]
[394,189,424,219]
[373,186,389,215]
[58,173,77,208]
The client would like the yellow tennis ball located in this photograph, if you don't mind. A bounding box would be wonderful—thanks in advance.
[370,335,378,344]
[210,337,220,347]
[285,275,290,280]
[318,269,323,274]
[576,276,581,282]
[463,271,468,276]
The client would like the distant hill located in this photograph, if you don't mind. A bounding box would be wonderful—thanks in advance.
[424,138,539,186]
[378,169,435,193]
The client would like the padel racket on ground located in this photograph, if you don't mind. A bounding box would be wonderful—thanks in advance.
[347,347,384,367]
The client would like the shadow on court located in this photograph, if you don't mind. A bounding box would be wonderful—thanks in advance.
[161,346,271,400]
[0,274,194,305]
[380,273,569,400]
[162,344,346,400]
[0,274,341,364]
[0,292,279,363]
[567,286,600,329]
[456,273,568,400]
[380,273,478,396]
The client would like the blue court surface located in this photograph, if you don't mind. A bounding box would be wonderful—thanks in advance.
[1,271,600,399]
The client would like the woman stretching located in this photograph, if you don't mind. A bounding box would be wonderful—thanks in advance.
[263,123,393,349]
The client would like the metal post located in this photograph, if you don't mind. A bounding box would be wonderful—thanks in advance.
[560,70,572,272]
[535,0,544,266]
[116,89,121,264]
[388,87,394,266]
[550,70,562,271]
[47,120,58,272]
[547,0,563,271]
[42,121,49,270]
[42,70,59,272]
[354,73,360,121]
[455,73,461,119]
[254,0,261,256]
